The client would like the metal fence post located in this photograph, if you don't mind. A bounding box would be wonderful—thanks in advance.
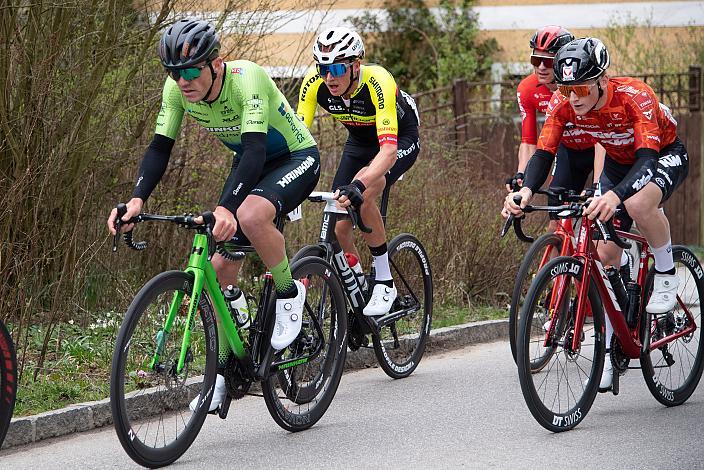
[689,65,701,112]
[453,78,467,146]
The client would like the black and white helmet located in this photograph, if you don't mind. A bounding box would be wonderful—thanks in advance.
[313,27,365,64]
[553,37,610,84]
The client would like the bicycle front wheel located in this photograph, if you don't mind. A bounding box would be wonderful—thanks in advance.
[640,246,704,406]
[372,233,433,379]
[0,320,17,447]
[262,256,348,432]
[509,233,563,365]
[517,257,604,432]
[110,271,218,468]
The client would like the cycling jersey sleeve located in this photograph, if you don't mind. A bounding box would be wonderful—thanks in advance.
[522,149,556,192]
[239,66,270,135]
[610,148,659,201]
[368,67,398,146]
[218,132,267,214]
[296,67,322,129]
[517,83,538,145]
[155,78,186,140]
[537,94,568,155]
[132,134,175,201]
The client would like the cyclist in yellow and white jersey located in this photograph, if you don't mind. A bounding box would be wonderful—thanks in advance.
[297,27,420,316]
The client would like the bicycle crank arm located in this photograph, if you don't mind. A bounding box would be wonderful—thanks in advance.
[373,305,421,330]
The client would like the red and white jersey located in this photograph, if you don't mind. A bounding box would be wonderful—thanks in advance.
[538,77,678,164]
[517,74,594,150]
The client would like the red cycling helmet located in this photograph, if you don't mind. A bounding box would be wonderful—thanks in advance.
[529,25,574,55]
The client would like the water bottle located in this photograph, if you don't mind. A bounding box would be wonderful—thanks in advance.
[344,252,368,292]
[223,285,250,328]
[625,282,641,328]
[605,266,628,312]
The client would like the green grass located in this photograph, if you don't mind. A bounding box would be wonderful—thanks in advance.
[12,312,120,417]
[12,303,506,417]
[432,304,508,329]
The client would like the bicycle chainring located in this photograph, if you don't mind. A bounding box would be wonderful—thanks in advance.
[610,337,630,374]
[223,355,251,400]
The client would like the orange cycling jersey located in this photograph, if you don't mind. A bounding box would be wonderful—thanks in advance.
[517,74,593,150]
[538,77,678,165]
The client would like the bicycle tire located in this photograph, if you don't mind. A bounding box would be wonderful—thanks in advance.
[372,233,433,379]
[291,244,326,264]
[111,270,218,468]
[509,233,563,366]
[0,320,17,448]
[640,246,704,406]
[517,256,605,432]
[262,256,348,432]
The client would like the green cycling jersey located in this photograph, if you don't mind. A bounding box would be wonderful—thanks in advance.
[156,60,316,159]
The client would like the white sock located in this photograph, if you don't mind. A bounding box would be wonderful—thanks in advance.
[652,240,675,273]
[372,252,392,281]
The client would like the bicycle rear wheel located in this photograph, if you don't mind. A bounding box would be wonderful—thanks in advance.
[640,246,704,406]
[262,256,347,432]
[0,320,17,447]
[517,257,604,432]
[509,233,563,366]
[372,234,433,379]
[111,271,217,468]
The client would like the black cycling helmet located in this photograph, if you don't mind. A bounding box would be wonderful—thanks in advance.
[553,37,610,84]
[529,26,574,55]
[159,19,220,68]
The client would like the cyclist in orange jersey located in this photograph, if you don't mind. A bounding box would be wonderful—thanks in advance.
[504,38,688,391]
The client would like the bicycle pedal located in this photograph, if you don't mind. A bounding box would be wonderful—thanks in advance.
[217,395,233,419]
[611,373,620,396]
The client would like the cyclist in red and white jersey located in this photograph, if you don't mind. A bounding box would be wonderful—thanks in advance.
[504,38,689,391]
[507,25,605,210]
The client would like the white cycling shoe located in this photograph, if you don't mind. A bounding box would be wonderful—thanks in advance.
[189,373,226,412]
[271,280,306,351]
[363,283,397,316]
[598,353,614,392]
[646,273,679,314]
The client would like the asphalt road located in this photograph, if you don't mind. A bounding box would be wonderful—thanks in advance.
[2,340,703,469]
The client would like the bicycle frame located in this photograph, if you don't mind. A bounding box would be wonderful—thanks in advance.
[151,224,323,379]
[307,192,422,332]
[556,219,698,359]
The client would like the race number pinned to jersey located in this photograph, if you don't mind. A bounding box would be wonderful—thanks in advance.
[287,204,302,222]
[562,64,575,81]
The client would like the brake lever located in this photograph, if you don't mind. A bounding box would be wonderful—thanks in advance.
[112,203,128,252]
[201,211,217,260]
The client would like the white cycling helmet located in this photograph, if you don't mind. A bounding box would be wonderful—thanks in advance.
[313,27,365,64]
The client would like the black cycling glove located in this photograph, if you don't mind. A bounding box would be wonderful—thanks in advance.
[504,172,524,191]
[337,179,366,208]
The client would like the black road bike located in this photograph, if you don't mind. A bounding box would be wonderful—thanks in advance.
[293,188,433,379]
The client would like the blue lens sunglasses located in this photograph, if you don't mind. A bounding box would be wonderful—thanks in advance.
[316,62,353,78]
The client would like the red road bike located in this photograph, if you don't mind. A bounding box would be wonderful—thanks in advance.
[508,196,704,432]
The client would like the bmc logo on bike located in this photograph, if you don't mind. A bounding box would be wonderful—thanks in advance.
[550,261,581,278]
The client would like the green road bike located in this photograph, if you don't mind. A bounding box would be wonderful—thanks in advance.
[110,206,347,468]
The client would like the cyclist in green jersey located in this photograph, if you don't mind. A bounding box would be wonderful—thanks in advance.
[107,19,320,412]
